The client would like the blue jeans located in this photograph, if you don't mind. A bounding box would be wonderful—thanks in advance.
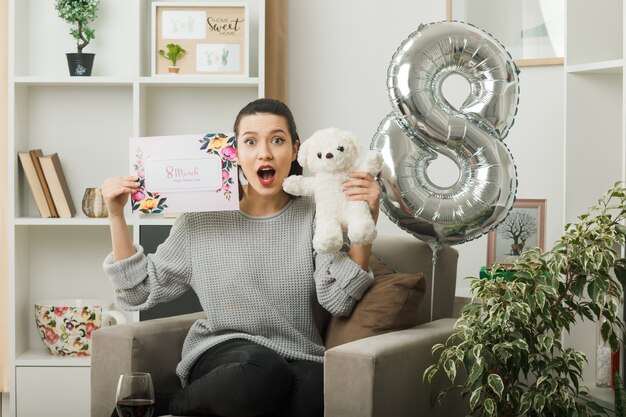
[168,338,324,417]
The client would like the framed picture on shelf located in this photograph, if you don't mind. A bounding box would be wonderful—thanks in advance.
[487,199,546,267]
[152,2,248,76]
[446,0,564,67]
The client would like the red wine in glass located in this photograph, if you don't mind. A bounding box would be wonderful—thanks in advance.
[116,373,155,417]
[115,398,154,417]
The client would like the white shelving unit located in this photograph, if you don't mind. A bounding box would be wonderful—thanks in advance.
[7,0,265,416]
[564,0,625,406]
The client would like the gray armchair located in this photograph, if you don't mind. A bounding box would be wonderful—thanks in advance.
[91,234,468,417]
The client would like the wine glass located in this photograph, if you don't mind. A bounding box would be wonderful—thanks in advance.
[115,372,155,417]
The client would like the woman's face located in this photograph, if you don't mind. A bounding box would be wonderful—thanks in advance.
[237,113,298,200]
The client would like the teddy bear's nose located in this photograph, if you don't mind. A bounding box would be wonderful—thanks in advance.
[325,153,334,159]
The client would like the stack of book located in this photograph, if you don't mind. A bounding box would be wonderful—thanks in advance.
[18,149,76,218]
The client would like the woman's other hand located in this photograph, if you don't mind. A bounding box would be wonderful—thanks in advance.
[101,176,140,219]
[342,172,381,223]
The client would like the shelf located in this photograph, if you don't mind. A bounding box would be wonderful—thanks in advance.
[566,0,623,66]
[139,75,260,87]
[8,0,265,414]
[566,60,625,74]
[565,0,625,406]
[140,85,258,136]
[12,216,181,226]
[565,72,623,224]
[13,217,111,226]
[15,348,90,367]
[12,76,135,86]
[11,76,261,87]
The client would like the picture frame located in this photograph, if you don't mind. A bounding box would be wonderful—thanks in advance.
[152,2,249,76]
[445,0,564,67]
[487,199,546,268]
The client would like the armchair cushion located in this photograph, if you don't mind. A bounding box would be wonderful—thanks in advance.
[325,256,426,349]
[370,254,396,276]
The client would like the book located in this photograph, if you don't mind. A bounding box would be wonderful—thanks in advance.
[18,151,53,218]
[29,149,58,217]
[39,153,76,218]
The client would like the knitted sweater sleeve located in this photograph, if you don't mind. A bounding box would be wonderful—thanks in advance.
[313,243,374,317]
[102,214,192,311]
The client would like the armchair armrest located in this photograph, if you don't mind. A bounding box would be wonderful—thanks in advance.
[323,318,468,417]
[91,312,203,417]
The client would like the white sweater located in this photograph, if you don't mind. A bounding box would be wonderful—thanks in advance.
[102,196,374,387]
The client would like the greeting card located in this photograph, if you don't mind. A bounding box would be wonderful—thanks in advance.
[129,133,239,214]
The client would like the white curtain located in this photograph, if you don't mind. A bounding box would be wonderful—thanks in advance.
[0,0,9,394]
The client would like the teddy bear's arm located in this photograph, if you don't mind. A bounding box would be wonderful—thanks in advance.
[282,175,315,196]
[359,150,384,176]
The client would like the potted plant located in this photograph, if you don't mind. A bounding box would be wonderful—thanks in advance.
[425,182,626,417]
[55,0,100,76]
[159,43,187,74]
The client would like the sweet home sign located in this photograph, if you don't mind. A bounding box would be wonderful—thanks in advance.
[152,2,248,75]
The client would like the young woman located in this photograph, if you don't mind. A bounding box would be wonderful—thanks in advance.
[101,98,381,417]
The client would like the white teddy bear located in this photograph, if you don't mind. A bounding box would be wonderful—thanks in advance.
[283,127,384,254]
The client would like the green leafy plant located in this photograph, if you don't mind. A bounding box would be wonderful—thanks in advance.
[55,0,100,53]
[425,182,626,417]
[159,43,187,67]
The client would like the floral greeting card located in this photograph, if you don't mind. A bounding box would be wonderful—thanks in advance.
[129,133,238,214]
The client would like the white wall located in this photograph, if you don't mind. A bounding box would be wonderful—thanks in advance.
[288,0,565,292]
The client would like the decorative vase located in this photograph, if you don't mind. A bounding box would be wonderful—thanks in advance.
[66,53,95,76]
[82,187,108,218]
[34,299,126,356]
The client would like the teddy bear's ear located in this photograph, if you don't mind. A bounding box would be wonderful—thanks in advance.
[343,131,360,159]
[298,139,309,167]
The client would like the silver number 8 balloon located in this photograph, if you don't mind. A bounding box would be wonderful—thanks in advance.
[371,21,520,248]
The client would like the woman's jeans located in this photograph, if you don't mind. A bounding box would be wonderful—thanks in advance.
[113,338,324,417]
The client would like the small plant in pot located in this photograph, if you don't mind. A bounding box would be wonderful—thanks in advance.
[55,0,100,76]
[425,181,626,417]
[159,43,187,74]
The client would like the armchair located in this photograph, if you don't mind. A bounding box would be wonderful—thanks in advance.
[91,234,468,417]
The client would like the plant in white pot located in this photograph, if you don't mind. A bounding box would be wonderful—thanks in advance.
[55,0,100,76]
[159,43,187,74]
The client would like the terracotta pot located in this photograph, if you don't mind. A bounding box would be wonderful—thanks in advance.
[168,66,180,74]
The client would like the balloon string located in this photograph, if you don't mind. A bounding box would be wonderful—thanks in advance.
[429,243,440,323]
